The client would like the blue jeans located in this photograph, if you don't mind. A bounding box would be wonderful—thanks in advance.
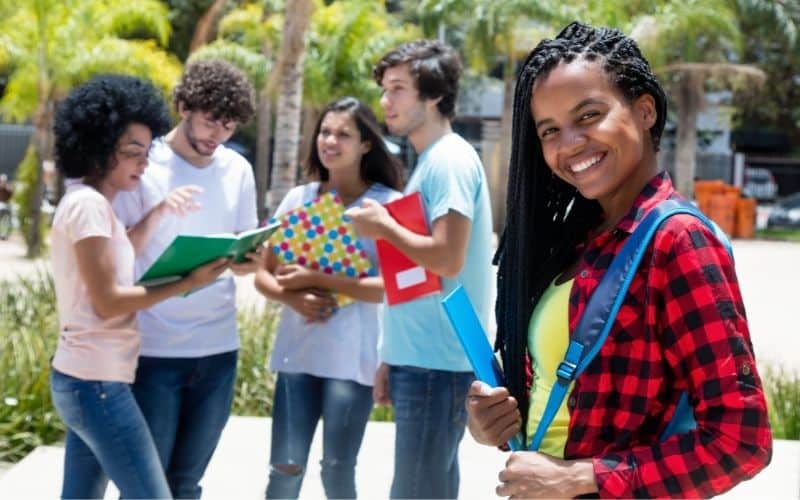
[50,368,171,499]
[266,372,374,499]
[133,350,238,499]
[388,365,474,499]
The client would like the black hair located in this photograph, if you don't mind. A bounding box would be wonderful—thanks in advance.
[173,59,255,124]
[306,97,404,191]
[494,21,668,439]
[54,74,171,178]
[373,39,462,119]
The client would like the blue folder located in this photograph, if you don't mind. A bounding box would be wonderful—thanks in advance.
[442,286,524,451]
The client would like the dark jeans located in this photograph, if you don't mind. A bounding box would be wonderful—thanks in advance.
[388,365,474,499]
[133,350,238,499]
[50,369,171,499]
[266,372,374,499]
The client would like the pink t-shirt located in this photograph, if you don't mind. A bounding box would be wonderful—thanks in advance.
[51,184,139,383]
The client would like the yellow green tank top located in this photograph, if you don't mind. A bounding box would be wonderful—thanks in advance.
[526,278,574,457]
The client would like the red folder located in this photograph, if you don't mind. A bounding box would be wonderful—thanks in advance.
[377,192,442,306]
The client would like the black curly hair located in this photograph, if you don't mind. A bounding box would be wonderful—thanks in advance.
[493,21,669,440]
[306,97,404,191]
[54,74,171,179]
[373,39,462,119]
[173,59,255,124]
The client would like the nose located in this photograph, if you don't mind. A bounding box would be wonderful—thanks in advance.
[379,92,390,110]
[559,126,588,157]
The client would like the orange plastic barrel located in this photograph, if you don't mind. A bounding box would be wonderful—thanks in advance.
[708,192,737,236]
[735,197,757,239]
[694,180,725,217]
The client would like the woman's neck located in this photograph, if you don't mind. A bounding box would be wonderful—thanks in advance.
[84,175,117,202]
[321,171,369,206]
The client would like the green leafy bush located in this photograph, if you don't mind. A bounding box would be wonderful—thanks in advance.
[0,271,64,463]
[0,271,396,463]
[763,365,800,440]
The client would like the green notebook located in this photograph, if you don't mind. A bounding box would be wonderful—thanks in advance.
[137,223,280,286]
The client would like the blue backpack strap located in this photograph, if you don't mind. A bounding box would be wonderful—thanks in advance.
[529,199,732,451]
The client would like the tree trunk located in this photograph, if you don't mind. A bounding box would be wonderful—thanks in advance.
[492,73,514,234]
[267,0,314,215]
[673,71,704,199]
[255,12,276,223]
[188,0,228,54]
[255,94,273,223]
[296,105,319,182]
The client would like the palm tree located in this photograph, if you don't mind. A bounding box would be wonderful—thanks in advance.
[631,0,768,197]
[266,0,314,216]
[0,0,179,257]
[301,0,417,161]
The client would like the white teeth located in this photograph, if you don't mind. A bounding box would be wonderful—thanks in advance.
[571,154,602,173]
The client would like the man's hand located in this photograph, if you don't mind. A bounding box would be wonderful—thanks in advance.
[496,452,597,499]
[373,363,391,406]
[230,246,267,276]
[345,198,395,240]
[157,185,203,217]
[275,264,319,290]
[285,289,338,323]
[466,381,522,447]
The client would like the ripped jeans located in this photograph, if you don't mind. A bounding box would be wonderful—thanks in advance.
[265,372,374,499]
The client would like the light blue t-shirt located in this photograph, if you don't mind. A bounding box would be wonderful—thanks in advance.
[380,133,493,371]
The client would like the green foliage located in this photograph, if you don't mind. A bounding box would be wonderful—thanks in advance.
[0,0,181,123]
[755,228,800,242]
[305,0,418,112]
[165,0,218,61]
[217,3,282,53]
[9,145,46,253]
[189,39,271,91]
[763,365,800,440]
[95,0,173,47]
[0,272,63,463]
[233,304,280,416]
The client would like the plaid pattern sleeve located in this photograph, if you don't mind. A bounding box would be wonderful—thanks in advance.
[562,173,772,498]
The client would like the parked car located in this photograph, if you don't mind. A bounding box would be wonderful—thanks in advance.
[767,192,800,228]
[743,167,778,201]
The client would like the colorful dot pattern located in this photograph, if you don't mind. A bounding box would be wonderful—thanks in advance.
[267,191,373,307]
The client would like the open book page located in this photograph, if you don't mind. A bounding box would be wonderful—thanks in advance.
[137,223,279,285]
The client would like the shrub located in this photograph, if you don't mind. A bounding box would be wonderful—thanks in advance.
[763,365,800,440]
[0,271,64,463]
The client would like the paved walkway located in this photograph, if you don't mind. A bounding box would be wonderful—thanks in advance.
[1,416,797,498]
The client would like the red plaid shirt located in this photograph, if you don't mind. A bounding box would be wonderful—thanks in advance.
[562,172,771,497]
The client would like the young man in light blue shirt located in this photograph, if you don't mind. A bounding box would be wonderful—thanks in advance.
[348,40,493,499]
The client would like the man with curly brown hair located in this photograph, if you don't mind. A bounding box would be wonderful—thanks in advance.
[113,59,258,498]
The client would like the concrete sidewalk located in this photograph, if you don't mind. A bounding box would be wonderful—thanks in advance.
[1,416,797,498]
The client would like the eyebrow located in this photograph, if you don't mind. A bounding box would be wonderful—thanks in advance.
[121,140,148,148]
[534,97,607,131]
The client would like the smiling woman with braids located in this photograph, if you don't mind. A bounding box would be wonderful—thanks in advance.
[465,22,771,498]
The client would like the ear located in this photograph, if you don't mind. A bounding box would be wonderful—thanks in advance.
[177,101,190,121]
[633,93,657,130]
[426,95,443,113]
[360,140,372,155]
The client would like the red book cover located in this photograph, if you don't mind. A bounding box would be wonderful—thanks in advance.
[376,192,442,306]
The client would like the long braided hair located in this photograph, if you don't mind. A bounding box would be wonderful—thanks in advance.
[494,21,668,440]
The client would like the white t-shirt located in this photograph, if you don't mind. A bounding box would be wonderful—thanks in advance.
[51,184,139,383]
[113,139,258,357]
[269,182,401,386]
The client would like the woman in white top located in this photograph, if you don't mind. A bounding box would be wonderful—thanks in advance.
[50,75,229,499]
[255,97,403,499]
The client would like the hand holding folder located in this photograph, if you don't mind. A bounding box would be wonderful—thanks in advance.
[442,285,524,451]
[375,192,442,306]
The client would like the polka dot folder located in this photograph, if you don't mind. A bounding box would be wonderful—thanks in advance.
[268,191,373,307]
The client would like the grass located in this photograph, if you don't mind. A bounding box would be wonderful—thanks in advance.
[756,227,800,242]
[763,365,800,440]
